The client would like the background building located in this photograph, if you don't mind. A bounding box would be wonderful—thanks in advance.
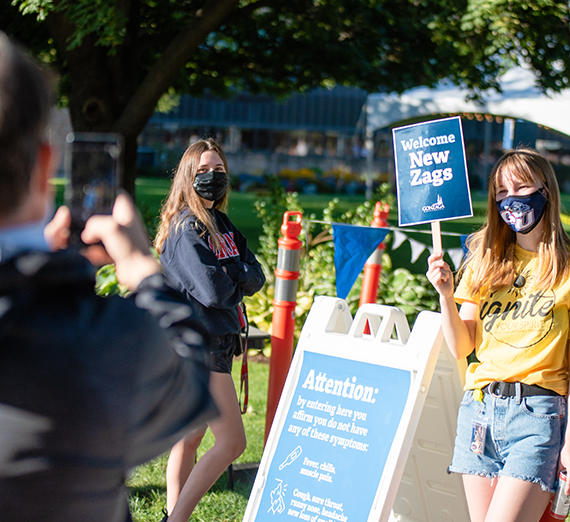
[139,79,570,195]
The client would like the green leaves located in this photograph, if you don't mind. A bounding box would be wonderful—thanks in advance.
[245,181,438,346]
[378,268,439,320]
[61,0,128,50]
[14,0,53,21]
[14,0,128,49]
[94,264,128,297]
[459,0,570,91]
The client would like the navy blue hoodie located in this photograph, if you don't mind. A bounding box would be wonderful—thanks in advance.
[160,208,266,336]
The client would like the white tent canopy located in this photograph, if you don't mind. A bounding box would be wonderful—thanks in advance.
[365,67,570,137]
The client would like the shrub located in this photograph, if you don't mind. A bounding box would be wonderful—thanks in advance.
[243,181,439,351]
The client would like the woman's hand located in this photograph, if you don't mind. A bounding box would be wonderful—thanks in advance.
[426,252,455,298]
[426,253,476,359]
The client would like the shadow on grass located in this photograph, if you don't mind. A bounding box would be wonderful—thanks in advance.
[211,469,255,500]
[129,484,166,498]
[129,467,254,505]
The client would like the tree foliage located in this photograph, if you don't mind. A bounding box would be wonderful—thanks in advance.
[460,0,569,92]
[2,0,569,192]
[243,180,439,344]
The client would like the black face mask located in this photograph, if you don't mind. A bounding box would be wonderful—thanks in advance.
[193,170,228,202]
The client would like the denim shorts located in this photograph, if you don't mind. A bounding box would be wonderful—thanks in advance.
[448,389,566,492]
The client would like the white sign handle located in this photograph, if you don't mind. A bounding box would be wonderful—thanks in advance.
[431,221,442,254]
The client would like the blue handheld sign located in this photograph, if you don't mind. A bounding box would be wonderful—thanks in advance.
[392,116,472,226]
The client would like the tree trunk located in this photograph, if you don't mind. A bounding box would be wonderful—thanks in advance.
[44,0,241,197]
[45,11,139,195]
[122,135,138,197]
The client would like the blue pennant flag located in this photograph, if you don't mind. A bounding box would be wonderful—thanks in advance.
[332,224,390,299]
[460,234,470,256]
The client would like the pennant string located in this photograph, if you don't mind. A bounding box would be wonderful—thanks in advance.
[297,218,469,298]
[305,219,467,237]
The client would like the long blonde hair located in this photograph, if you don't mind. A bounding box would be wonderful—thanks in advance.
[461,148,570,295]
[155,138,230,254]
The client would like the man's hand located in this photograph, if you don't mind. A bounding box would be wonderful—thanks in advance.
[43,206,71,251]
[82,193,161,291]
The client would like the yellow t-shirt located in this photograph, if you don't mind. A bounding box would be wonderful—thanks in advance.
[455,244,570,395]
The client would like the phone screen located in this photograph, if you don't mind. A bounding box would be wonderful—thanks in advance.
[64,132,122,245]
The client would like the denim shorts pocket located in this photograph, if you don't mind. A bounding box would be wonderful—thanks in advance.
[521,396,565,420]
[460,390,475,407]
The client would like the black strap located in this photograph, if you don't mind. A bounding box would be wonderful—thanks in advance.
[482,381,561,398]
[238,303,249,415]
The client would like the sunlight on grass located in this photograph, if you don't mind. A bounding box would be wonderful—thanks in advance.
[127,357,269,522]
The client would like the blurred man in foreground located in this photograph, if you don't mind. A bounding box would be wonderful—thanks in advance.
[0,31,216,522]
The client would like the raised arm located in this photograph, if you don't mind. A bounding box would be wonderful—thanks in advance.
[80,193,217,464]
[426,252,477,360]
[81,193,161,290]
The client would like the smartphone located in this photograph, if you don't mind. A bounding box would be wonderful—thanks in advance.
[64,132,123,246]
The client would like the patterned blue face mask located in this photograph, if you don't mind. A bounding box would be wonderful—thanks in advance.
[496,189,547,234]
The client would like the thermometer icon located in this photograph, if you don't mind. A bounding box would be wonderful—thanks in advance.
[279,445,302,470]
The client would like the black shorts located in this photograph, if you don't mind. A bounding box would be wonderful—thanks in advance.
[208,333,242,374]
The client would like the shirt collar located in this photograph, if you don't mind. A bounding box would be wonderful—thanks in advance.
[0,220,50,262]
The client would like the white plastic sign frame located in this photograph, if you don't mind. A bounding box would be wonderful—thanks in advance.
[388,337,470,521]
[243,296,444,522]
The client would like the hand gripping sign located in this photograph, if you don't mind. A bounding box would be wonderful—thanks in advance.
[392,116,472,252]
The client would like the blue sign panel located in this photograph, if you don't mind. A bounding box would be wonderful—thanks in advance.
[255,351,410,522]
[392,116,472,226]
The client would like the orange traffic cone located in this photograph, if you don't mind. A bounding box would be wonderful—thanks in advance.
[539,495,557,522]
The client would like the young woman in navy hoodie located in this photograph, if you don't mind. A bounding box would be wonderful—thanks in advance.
[155,138,266,522]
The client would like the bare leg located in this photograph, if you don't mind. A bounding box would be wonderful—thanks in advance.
[485,475,551,522]
[463,474,551,522]
[167,371,246,522]
[462,474,497,522]
[165,425,207,513]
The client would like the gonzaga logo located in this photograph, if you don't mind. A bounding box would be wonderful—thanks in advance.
[422,194,445,213]
[499,201,534,230]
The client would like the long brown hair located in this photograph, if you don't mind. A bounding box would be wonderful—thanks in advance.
[460,148,570,296]
[154,138,230,253]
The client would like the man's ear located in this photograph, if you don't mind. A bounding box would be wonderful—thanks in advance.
[34,142,57,195]
[23,142,59,223]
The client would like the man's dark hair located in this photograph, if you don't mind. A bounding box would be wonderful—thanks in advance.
[0,31,53,217]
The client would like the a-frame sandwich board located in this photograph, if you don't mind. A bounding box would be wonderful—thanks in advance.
[243,296,453,522]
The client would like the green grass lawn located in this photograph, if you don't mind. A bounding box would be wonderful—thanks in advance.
[53,173,570,283]
[132,178,570,277]
[128,357,269,522]
[133,179,372,257]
